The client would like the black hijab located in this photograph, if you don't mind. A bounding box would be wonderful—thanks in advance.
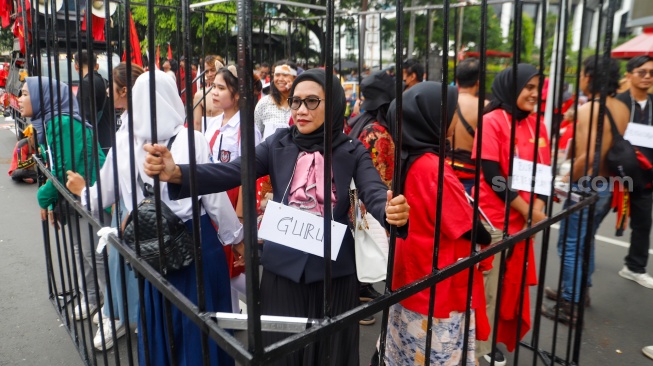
[288,68,350,153]
[485,63,539,121]
[347,70,395,139]
[387,81,458,186]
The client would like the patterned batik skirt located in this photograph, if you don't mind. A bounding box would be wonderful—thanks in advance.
[384,303,476,366]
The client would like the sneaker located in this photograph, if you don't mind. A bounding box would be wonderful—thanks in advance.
[643,345,653,360]
[544,286,590,307]
[73,302,97,321]
[618,266,653,289]
[359,315,376,326]
[360,284,383,302]
[93,318,126,350]
[541,299,578,326]
[483,350,507,366]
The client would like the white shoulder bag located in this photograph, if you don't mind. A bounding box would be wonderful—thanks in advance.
[349,179,389,283]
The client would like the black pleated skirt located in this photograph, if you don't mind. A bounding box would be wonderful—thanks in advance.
[260,270,360,366]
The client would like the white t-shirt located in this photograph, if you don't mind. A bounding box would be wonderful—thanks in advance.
[254,95,292,140]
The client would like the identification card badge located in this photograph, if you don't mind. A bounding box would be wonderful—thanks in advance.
[510,157,553,196]
[258,201,347,260]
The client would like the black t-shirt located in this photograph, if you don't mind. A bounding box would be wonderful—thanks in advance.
[76,71,113,154]
[616,91,653,166]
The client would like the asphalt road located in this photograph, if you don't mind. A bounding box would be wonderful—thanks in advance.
[1,120,652,366]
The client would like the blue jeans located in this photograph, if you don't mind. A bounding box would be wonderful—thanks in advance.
[102,198,140,325]
[557,183,612,303]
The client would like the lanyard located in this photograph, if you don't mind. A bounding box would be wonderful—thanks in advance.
[502,110,544,163]
[629,91,653,126]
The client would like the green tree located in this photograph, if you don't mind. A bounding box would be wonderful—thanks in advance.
[507,12,535,63]
[129,0,236,62]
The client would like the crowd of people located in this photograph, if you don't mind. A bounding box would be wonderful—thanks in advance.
[18,49,653,365]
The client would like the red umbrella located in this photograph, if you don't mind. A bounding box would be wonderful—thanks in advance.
[612,27,653,59]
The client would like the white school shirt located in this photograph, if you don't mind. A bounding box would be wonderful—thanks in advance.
[204,111,262,163]
[82,115,243,245]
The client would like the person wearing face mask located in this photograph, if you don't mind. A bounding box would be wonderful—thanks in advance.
[254,59,298,140]
[472,64,550,366]
[143,68,410,366]
[71,70,243,365]
[20,77,107,322]
[193,55,225,132]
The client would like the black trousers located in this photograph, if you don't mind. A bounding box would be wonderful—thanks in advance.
[627,189,653,273]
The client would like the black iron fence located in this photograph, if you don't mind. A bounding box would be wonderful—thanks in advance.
[19,0,627,365]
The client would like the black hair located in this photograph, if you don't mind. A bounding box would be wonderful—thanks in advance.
[216,67,239,99]
[403,58,424,82]
[260,62,270,69]
[168,58,179,73]
[74,50,97,69]
[270,59,298,106]
[456,57,480,88]
[626,56,653,73]
[582,55,620,96]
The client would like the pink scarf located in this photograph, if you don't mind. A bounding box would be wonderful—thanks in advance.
[288,151,336,217]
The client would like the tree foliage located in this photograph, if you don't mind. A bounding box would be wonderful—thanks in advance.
[129,0,236,62]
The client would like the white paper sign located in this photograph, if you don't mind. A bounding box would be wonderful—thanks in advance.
[510,158,553,196]
[624,122,653,149]
[258,201,347,260]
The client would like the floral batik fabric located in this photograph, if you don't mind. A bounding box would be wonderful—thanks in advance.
[384,303,476,366]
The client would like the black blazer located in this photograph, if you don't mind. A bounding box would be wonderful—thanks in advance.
[168,129,406,283]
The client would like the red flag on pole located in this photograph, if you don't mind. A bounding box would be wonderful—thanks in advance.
[167,43,172,60]
[155,44,160,69]
[122,12,143,67]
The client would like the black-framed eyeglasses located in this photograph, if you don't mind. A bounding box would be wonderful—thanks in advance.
[633,69,653,78]
[288,96,323,110]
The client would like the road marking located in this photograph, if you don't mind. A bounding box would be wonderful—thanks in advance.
[550,223,653,255]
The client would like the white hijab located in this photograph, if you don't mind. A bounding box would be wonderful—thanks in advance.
[130,69,185,185]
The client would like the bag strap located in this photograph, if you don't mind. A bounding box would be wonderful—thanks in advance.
[137,134,178,197]
[604,106,620,138]
[456,108,476,138]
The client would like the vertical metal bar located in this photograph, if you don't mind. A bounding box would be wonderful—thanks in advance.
[322,0,336,363]
[425,10,432,81]
[268,17,272,62]
[379,12,383,71]
[128,1,152,364]
[529,0,553,364]
[573,1,616,361]
[225,15,230,63]
[378,0,403,362]
[305,20,309,66]
[424,1,451,364]
[179,0,211,364]
[288,19,292,60]
[472,0,490,341]
[236,0,264,362]
[357,14,362,82]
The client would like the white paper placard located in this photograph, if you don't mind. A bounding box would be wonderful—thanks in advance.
[510,158,553,196]
[624,122,653,149]
[258,201,347,261]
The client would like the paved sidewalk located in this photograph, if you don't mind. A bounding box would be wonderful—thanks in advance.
[0,122,82,365]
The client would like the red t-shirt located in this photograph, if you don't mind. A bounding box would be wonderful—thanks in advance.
[472,109,551,234]
[392,154,486,321]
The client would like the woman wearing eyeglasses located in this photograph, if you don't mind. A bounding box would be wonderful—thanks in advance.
[144,68,410,366]
[254,60,297,140]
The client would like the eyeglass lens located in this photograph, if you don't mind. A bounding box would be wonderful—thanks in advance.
[635,69,653,77]
[289,97,321,110]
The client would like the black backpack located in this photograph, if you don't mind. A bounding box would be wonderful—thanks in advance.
[605,108,646,192]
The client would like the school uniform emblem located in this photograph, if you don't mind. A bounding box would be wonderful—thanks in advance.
[220,150,231,163]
